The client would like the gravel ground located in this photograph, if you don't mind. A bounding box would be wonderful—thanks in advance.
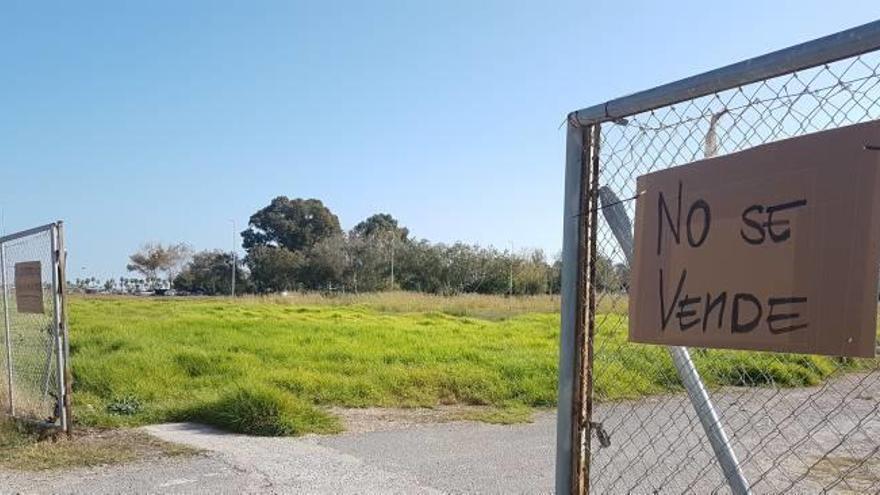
[1,373,877,494]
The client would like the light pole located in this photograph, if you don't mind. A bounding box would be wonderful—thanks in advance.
[229,219,236,297]
[508,241,514,297]
[389,234,395,290]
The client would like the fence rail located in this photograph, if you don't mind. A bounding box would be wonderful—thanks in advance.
[0,221,71,433]
[558,20,880,494]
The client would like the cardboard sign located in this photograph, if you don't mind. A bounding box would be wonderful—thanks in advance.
[629,120,880,357]
[14,261,44,314]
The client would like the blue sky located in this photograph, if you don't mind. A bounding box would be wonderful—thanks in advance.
[2,1,878,279]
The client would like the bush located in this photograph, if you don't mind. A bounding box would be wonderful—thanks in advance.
[189,385,341,436]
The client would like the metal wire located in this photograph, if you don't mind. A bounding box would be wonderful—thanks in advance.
[0,225,66,426]
[589,50,880,493]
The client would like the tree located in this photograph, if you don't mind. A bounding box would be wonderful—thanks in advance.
[242,197,342,253]
[245,246,305,293]
[174,250,251,295]
[127,242,191,289]
[513,249,551,295]
[301,235,349,291]
[395,240,446,293]
[351,213,409,290]
[594,255,619,293]
[351,213,409,242]
[345,234,386,292]
[548,256,562,294]
[613,262,630,292]
[241,197,343,293]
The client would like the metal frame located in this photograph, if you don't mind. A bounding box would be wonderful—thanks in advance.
[556,19,880,495]
[570,20,880,127]
[0,223,57,245]
[0,221,71,433]
[556,119,587,494]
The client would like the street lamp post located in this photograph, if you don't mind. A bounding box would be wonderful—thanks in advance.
[229,219,236,297]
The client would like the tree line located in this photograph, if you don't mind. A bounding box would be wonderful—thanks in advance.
[124,197,628,296]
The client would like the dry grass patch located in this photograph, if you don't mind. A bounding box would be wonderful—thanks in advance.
[0,420,197,471]
[331,404,538,433]
[200,291,558,320]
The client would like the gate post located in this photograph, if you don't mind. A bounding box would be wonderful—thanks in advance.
[0,242,13,416]
[556,118,599,494]
[50,222,68,432]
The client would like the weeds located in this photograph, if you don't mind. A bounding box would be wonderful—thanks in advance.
[67,295,870,436]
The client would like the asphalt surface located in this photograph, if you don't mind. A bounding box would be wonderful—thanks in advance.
[0,416,555,494]
[2,373,878,494]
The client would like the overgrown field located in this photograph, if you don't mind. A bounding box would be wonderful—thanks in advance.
[65,294,871,436]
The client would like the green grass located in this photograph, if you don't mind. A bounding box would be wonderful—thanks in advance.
[460,403,535,424]
[70,296,561,433]
[186,385,342,436]
[66,295,874,436]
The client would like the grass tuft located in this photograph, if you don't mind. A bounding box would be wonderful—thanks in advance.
[186,385,342,436]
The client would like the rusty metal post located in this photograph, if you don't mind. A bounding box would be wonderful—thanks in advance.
[55,222,72,435]
[556,118,600,495]
[581,123,601,493]
[50,222,68,433]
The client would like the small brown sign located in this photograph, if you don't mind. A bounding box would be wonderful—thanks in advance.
[14,261,44,314]
[629,120,880,357]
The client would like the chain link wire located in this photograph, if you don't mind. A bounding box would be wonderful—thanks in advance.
[0,227,63,424]
[590,51,880,493]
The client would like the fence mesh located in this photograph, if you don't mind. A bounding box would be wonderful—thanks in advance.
[0,225,66,426]
[589,51,880,492]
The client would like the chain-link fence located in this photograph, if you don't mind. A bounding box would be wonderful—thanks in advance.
[558,22,880,494]
[0,222,71,432]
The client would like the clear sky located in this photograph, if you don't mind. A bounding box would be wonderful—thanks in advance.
[2,1,878,279]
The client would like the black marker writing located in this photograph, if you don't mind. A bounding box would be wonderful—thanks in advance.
[740,199,807,245]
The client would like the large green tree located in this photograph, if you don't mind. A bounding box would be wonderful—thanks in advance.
[242,197,342,253]
[242,198,342,292]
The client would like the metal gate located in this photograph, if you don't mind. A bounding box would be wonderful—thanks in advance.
[557,21,880,494]
[0,221,71,433]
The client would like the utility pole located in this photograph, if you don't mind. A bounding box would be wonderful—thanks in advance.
[508,241,514,297]
[229,219,236,297]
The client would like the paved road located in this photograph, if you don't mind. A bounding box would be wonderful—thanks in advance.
[0,415,556,494]
[2,373,878,494]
